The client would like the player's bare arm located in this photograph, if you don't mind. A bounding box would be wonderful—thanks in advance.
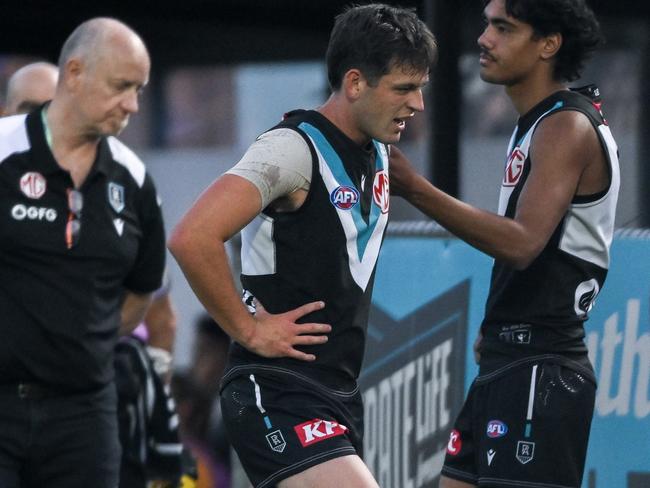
[168,174,331,361]
[389,109,600,269]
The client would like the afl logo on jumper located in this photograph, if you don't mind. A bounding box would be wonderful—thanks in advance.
[372,170,390,213]
[486,420,508,438]
[330,185,359,210]
[108,182,125,213]
[503,148,525,186]
[20,172,47,199]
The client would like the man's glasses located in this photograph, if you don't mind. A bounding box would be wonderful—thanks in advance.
[65,189,83,249]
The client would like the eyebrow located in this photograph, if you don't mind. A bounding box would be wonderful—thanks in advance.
[484,15,518,30]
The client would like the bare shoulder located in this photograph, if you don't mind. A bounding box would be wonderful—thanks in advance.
[531,109,607,194]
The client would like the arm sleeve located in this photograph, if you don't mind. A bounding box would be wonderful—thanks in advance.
[124,172,166,293]
[226,128,312,209]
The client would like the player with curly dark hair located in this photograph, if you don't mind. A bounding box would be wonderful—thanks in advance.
[390,0,619,487]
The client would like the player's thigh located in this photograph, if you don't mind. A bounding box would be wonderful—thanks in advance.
[278,454,378,488]
[439,475,476,488]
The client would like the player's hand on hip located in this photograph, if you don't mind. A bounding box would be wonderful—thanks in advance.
[248,299,331,361]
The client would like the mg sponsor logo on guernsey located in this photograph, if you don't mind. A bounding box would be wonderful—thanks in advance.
[20,172,47,199]
[486,420,508,438]
[503,147,525,186]
[330,185,359,210]
[294,419,348,447]
[372,170,389,213]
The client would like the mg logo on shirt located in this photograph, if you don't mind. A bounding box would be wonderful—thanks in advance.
[294,419,348,447]
[20,172,47,199]
[372,170,390,214]
[503,148,525,186]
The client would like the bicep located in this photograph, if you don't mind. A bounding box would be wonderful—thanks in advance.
[514,112,593,249]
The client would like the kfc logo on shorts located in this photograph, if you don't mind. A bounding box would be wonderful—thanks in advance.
[486,420,508,438]
[503,148,525,186]
[446,429,462,456]
[330,186,359,210]
[20,172,47,199]
[372,170,390,214]
[294,419,348,447]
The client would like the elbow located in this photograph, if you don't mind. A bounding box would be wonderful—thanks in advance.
[167,224,193,263]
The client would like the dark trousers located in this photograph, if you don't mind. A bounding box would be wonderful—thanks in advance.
[0,382,121,488]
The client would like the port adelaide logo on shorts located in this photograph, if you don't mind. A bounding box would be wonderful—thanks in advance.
[486,420,508,438]
[266,430,287,453]
[330,185,359,210]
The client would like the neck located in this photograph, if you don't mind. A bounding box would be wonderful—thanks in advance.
[47,98,101,153]
[317,93,370,147]
[45,98,100,187]
[505,74,566,116]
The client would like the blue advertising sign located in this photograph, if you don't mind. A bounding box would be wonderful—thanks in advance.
[364,231,650,488]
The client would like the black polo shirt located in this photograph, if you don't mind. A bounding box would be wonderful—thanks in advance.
[0,110,165,392]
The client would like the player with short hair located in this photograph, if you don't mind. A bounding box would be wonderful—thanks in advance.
[3,61,59,115]
[169,4,437,487]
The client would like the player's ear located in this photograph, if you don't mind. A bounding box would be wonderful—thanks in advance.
[540,32,562,61]
[342,68,364,101]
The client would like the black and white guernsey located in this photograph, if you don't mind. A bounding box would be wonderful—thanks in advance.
[225,110,390,389]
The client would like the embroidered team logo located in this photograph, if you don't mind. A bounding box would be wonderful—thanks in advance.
[108,182,125,213]
[266,430,287,453]
[516,441,535,464]
[330,185,359,210]
[293,419,348,447]
[446,429,462,456]
[20,172,47,199]
[372,170,390,214]
[503,147,525,186]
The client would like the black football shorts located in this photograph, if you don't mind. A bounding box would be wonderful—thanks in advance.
[441,361,596,488]
[220,367,364,488]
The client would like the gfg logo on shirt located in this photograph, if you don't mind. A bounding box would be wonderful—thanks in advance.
[11,204,57,222]
[330,185,359,210]
[486,420,508,438]
[293,419,348,447]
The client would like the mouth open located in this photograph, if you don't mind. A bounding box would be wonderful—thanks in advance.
[394,118,406,130]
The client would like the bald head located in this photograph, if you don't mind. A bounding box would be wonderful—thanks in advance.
[58,17,150,73]
[4,62,59,115]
